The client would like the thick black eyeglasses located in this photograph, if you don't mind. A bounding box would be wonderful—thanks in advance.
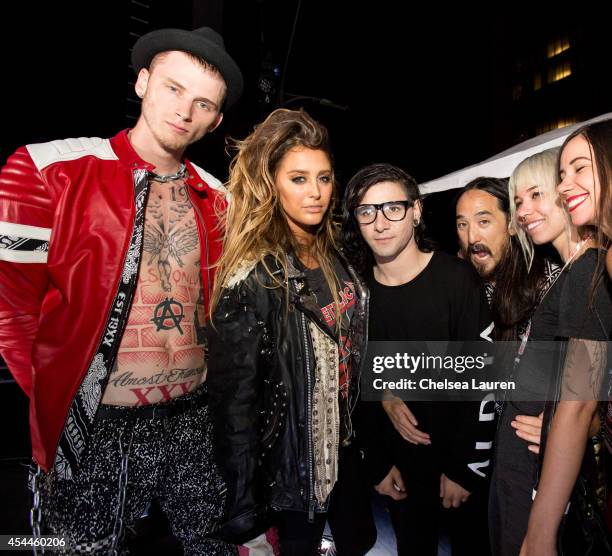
[354,200,413,224]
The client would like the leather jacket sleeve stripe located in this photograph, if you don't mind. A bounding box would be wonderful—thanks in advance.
[0,221,52,240]
[0,247,48,263]
[0,221,51,263]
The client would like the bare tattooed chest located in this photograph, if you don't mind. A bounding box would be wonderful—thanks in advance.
[102,180,207,406]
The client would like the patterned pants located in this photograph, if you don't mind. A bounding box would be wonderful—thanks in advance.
[35,386,235,555]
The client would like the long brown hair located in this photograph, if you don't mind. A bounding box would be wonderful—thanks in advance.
[559,120,612,302]
[560,120,612,242]
[211,108,341,318]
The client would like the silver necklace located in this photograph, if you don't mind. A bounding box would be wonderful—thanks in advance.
[148,163,188,183]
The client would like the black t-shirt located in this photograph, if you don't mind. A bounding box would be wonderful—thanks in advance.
[303,257,356,399]
[531,248,611,342]
[362,251,495,492]
[303,258,355,332]
[496,248,612,477]
[368,251,492,342]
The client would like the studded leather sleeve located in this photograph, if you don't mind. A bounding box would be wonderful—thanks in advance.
[207,277,271,543]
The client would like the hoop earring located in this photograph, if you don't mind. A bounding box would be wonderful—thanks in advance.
[413,218,420,227]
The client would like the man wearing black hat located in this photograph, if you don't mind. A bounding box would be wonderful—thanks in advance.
[0,27,244,555]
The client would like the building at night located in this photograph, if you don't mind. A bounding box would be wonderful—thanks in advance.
[492,14,612,150]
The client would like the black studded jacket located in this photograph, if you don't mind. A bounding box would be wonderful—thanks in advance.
[207,252,368,544]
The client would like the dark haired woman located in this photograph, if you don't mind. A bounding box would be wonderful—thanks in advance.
[556,119,612,535]
[491,148,612,555]
[557,119,612,261]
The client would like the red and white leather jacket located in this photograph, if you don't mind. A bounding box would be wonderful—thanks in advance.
[0,129,226,474]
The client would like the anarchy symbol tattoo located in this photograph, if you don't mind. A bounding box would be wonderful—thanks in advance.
[151,297,184,334]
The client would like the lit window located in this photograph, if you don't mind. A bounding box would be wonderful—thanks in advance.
[534,73,542,90]
[537,116,577,135]
[547,61,571,83]
[556,117,577,129]
[547,36,570,58]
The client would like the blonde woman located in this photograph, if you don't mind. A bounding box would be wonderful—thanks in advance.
[206,109,375,555]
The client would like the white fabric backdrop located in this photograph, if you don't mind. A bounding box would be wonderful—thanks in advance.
[418,112,612,195]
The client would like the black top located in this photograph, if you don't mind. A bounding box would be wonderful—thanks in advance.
[531,248,611,342]
[360,251,495,492]
[303,259,355,333]
[368,251,491,342]
[496,248,612,478]
[303,258,356,399]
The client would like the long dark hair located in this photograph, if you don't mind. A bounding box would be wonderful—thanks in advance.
[559,119,612,303]
[458,177,553,341]
[341,163,435,276]
[560,119,612,240]
[490,239,557,341]
[457,176,511,217]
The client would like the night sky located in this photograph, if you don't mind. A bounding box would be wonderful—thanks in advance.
[1,1,611,528]
[1,2,498,179]
[221,1,499,185]
[2,2,607,251]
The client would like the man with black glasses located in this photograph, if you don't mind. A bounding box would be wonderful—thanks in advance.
[342,163,495,556]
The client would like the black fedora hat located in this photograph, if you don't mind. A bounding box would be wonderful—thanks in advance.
[131,26,244,109]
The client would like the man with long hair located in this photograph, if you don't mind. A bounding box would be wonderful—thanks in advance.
[342,163,494,555]
[455,177,558,342]
[0,27,243,554]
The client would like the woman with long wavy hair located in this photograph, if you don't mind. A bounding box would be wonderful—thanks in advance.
[206,108,375,555]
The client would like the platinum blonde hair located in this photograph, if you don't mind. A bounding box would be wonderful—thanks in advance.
[508,147,562,270]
